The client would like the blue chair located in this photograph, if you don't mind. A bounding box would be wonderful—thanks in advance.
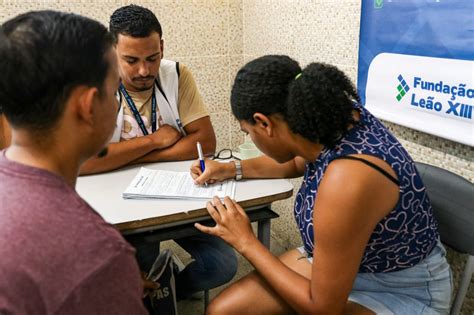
[416,162,474,315]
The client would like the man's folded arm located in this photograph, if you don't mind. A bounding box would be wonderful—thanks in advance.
[134,116,216,163]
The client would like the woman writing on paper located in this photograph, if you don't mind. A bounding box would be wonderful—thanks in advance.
[190,55,451,314]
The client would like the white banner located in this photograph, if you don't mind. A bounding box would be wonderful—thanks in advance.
[365,53,473,146]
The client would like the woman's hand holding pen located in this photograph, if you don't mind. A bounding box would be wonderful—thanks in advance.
[190,159,236,186]
[195,196,257,254]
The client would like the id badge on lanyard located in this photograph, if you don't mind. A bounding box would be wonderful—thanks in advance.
[119,84,156,136]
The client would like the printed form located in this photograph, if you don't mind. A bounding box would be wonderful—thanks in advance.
[123,167,236,200]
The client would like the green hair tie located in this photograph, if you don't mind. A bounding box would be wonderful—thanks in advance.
[295,73,302,80]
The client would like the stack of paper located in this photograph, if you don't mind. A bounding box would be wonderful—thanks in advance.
[122,167,236,200]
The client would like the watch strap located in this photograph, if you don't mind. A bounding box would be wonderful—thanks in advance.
[234,159,242,181]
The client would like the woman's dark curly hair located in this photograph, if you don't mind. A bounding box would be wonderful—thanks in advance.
[231,55,360,148]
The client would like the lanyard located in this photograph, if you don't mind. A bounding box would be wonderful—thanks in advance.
[119,83,157,136]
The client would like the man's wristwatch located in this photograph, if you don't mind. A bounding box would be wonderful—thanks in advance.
[234,159,242,181]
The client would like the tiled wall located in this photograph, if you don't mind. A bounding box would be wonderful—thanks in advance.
[1,0,472,312]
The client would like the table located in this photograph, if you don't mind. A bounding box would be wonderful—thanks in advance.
[76,160,294,248]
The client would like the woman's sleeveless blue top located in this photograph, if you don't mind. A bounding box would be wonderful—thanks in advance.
[294,105,439,273]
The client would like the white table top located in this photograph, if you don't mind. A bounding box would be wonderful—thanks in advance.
[76,160,293,232]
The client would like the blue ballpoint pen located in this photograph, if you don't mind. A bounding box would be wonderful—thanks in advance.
[196,142,208,187]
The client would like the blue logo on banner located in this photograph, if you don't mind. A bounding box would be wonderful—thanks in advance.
[396,75,410,101]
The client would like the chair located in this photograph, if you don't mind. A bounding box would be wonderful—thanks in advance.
[415,162,474,315]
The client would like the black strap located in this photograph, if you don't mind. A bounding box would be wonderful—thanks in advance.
[333,155,399,186]
[154,79,169,104]
[116,91,122,113]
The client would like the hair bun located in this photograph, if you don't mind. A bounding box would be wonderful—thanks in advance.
[286,62,359,147]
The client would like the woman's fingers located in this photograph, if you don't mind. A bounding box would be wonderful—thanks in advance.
[191,160,213,184]
[195,197,256,252]
[223,196,237,213]
[194,170,212,185]
[190,163,203,180]
[206,200,222,222]
[232,199,247,216]
[194,222,215,235]
[212,196,228,213]
[190,170,202,180]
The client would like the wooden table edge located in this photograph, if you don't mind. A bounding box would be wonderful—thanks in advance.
[116,189,294,233]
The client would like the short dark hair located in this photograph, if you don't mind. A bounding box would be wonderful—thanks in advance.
[231,55,359,148]
[109,5,163,42]
[0,10,113,132]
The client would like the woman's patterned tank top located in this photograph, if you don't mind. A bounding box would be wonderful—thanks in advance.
[294,104,439,273]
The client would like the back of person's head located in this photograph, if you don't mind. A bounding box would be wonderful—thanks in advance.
[231,55,360,148]
[0,10,114,134]
[109,4,162,41]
